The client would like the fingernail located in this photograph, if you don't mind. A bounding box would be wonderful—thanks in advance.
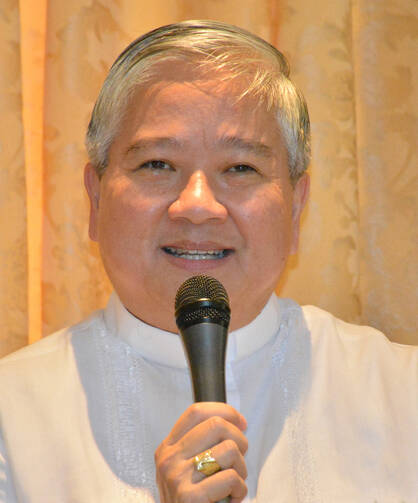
[240,415,248,430]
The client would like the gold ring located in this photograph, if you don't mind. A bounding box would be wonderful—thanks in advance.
[194,449,222,476]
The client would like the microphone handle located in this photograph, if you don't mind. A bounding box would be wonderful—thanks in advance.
[180,322,230,502]
[181,322,227,403]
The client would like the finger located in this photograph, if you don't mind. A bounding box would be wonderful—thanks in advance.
[180,415,248,458]
[167,402,247,444]
[197,468,247,502]
[193,439,247,482]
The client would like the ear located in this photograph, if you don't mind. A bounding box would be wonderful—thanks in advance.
[84,163,101,241]
[290,172,310,254]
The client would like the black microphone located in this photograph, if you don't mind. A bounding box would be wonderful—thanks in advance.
[175,275,231,503]
[175,275,230,403]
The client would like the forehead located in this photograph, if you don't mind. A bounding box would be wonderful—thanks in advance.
[115,63,283,150]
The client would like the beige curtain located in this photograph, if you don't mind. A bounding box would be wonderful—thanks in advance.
[1,0,416,357]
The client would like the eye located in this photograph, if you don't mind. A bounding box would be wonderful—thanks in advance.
[227,164,257,174]
[138,160,173,172]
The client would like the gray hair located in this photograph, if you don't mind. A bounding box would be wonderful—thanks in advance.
[85,20,310,182]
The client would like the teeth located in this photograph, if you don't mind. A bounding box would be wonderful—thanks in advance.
[164,247,228,259]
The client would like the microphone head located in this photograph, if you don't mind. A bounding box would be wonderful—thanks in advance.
[175,275,231,330]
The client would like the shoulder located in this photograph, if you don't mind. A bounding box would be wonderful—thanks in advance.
[0,309,108,426]
[301,303,414,347]
[0,309,105,379]
[300,303,418,371]
[301,304,384,339]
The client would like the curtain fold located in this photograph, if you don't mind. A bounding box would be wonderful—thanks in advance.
[1,0,416,356]
[352,0,418,345]
[19,0,47,345]
[0,0,28,355]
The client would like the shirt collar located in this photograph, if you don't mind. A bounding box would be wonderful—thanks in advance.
[103,292,281,368]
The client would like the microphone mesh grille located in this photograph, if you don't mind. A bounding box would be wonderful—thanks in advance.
[175,275,230,312]
[180,306,230,325]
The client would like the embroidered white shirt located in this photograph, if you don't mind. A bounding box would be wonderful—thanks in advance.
[0,294,417,502]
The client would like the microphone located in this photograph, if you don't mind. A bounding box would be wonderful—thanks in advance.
[175,275,230,402]
[175,275,231,503]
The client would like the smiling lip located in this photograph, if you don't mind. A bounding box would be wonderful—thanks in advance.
[163,247,231,260]
[161,242,234,263]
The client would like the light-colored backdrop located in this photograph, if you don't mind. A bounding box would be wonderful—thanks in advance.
[1,0,417,357]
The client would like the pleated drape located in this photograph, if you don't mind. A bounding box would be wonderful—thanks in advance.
[352,0,418,345]
[0,0,27,355]
[1,0,416,356]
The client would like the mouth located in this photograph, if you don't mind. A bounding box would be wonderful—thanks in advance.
[162,246,233,260]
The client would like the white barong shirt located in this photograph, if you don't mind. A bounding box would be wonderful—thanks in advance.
[0,294,417,502]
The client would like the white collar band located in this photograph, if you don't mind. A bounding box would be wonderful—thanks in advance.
[103,293,281,368]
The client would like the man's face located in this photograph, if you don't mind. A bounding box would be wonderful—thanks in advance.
[85,66,309,332]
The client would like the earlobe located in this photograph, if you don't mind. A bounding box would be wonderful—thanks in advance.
[290,173,310,254]
[84,163,101,241]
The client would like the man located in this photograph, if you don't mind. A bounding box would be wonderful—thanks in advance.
[0,20,416,503]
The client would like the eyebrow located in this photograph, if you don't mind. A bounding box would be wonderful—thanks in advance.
[125,135,274,159]
[218,136,274,159]
[125,137,184,156]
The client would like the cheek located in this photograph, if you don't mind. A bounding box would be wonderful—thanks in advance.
[99,178,164,226]
[96,181,162,255]
[236,187,294,252]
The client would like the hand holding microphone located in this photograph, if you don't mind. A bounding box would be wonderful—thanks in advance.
[154,276,248,503]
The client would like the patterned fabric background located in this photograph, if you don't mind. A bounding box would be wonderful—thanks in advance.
[1,0,417,356]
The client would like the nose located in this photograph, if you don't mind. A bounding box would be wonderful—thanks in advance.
[168,171,227,224]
